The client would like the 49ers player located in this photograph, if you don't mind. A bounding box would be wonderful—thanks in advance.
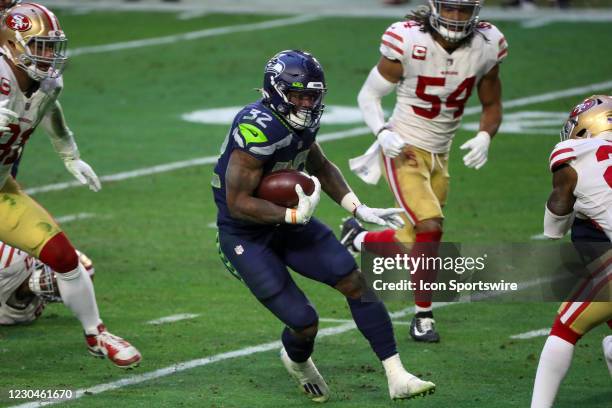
[531,95,612,408]
[0,3,139,367]
[0,241,141,368]
[343,0,506,342]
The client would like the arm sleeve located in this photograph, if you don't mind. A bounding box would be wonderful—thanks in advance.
[357,67,397,135]
[543,204,574,239]
[41,100,79,160]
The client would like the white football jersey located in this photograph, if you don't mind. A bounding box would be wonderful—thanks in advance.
[0,57,63,187]
[549,138,612,240]
[0,243,43,325]
[380,20,507,153]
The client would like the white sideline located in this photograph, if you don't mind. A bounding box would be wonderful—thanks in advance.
[510,328,550,340]
[68,15,321,57]
[146,313,200,325]
[24,79,612,197]
[10,303,452,408]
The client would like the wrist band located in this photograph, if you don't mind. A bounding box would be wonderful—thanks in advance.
[341,192,362,214]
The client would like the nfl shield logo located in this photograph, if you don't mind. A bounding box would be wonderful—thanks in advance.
[234,245,244,255]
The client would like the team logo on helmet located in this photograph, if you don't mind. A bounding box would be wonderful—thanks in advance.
[265,59,285,76]
[6,13,31,32]
[570,98,596,118]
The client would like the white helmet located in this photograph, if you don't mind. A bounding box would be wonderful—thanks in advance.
[429,0,482,43]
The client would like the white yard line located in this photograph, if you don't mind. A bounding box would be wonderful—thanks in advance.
[510,328,550,340]
[24,80,612,197]
[146,313,200,325]
[68,15,321,57]
[10,303,453,408]
[54,212,97,224]
[320,317,410,326]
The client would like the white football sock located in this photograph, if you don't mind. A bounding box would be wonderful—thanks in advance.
[382,353,405,378]
[56,263,101,335]
[415,304,432,314]
[353,231,367,252]
[531,335,574,408]
[603,335,612,377]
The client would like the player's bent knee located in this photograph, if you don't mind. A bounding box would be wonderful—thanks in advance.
[39,232,78,273]
[289,304,319,338]
[335,269,367,300]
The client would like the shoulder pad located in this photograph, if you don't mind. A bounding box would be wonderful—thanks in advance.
[476,23,508,63]
[232,105,293,157]
[380,21,415,61]
[549,140,578,171]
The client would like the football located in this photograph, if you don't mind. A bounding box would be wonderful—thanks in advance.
[256,169,315,207]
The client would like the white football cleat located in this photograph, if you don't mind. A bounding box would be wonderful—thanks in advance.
[603,335,612,376]
[387,370,436,400]
[85,323,142,369]
[280,347,329,403]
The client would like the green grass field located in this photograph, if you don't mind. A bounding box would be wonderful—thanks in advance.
[0,7,611,408]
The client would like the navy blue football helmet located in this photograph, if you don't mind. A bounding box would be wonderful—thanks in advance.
[262,50,326,130]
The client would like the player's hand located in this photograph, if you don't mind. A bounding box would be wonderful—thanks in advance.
[64,158,102,192]
[460,131,491,169]
[377,129,406,158]
[355,205,405,230]
[285,176,321,225]
[0,99,18,132]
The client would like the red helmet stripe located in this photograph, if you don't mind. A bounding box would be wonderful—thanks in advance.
[28,3,60,31]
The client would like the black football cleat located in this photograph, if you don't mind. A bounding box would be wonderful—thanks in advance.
[409,315,440,343]
[339,217,365,253]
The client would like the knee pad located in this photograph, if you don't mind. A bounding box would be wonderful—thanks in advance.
[39,233,78,273]
[287,303,319,332]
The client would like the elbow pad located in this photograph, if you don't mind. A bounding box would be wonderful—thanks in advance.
[543,205,574,239]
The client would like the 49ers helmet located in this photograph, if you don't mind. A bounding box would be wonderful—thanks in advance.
[560,95,612,141]
[429,0,481,43]
[0,2,67,81]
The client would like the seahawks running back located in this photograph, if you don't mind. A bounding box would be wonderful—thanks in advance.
[212,50,436,402]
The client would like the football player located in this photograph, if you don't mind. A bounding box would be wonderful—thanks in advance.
[0,241,141,368]
[531,95,612,408]
[0,3,139,367]
[342,0,506,342]
[212,50,435,402]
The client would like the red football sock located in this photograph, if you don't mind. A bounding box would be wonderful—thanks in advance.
[411,230,442,309]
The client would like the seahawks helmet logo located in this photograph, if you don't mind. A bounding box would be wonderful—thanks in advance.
[265,59,285,76]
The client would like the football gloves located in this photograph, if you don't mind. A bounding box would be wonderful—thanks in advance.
[285,176,321,225]
[64,158,102,192]
[355,205,405,230]
[460,131,491,169]
[0,100,17,132]
[377,129,406,158]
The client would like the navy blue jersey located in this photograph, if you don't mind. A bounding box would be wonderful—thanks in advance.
[212,100,318,230]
